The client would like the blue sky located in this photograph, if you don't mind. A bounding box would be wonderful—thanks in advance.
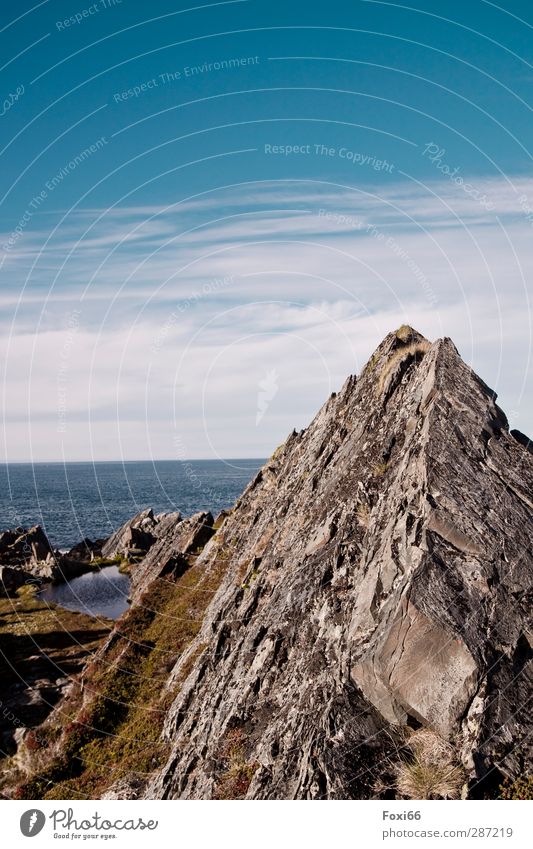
[1,0,532,461]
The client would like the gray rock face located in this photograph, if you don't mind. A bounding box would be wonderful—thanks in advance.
[0,525,62,585]
[0,525,53,567]
[129,510,214,595]
[100,508,189,568]
[101,508,159,560]
[0,565,27,596]
[141,328,532,799]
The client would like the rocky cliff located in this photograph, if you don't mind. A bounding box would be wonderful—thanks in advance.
[6,327,533,801]
[144,326,532,799]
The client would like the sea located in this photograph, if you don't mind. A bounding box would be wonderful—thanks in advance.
[0,459,263,550]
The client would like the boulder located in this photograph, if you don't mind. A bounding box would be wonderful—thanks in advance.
[0,565,27,597]
[101,508,157,560]
[66,537,106,562]
[0,525,53,567]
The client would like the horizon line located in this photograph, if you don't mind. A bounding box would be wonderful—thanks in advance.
[1,457,268,465]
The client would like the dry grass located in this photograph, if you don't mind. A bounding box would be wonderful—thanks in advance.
[356,502,371,528]
[395,324,417,343]
[378,340,431,394]
[395,729,465,800]
[213,728,258,800]
[13,541,234,800]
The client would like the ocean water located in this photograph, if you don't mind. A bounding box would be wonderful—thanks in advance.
[0,460,263,550]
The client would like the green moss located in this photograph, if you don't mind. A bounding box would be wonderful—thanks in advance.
[500,776,533,800]
[90,555,126,569]
[15,545,233,800]
[213,728,259,800]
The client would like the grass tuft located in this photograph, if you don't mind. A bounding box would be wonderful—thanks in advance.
[395,729,464,800]
[378,340,431,395]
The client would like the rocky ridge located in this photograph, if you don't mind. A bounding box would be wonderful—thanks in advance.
[4,327,532,800]
[143,326,532,800]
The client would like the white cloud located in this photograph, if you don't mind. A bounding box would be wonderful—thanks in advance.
[1,176,532,460]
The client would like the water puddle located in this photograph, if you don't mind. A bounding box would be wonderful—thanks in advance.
[40,565,130,620]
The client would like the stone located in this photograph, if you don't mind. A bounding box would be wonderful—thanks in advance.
[101,508,157,560]
[0,525,53,567]
[132,511,214,593]
[7,328,532,801]
[138,329,533,799]
[0,565,27,597]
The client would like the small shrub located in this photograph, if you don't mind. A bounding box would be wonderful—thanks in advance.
[214,728,258,800]
[24,732,42,752]
[500,775,533,800]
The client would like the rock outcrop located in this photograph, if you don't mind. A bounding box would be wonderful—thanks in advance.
[0,525,107,589]
[137,327,532,800]
[101,508,160,561]
[0,526,53,568]
[5,328,532,801]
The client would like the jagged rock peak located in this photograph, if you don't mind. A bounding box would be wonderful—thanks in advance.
[14,330,529,802]
[135,327,532,801]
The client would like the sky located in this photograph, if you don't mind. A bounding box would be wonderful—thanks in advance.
[0,0,532,462]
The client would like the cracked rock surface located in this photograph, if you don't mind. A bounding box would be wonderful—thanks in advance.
[140,328,532,799]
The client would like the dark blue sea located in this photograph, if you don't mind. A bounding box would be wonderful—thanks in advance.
[0,460,263,550]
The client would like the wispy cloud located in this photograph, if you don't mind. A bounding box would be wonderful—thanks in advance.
[1,177,532,461]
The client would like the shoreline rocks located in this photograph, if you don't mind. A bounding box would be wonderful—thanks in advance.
[2,328,532,801]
